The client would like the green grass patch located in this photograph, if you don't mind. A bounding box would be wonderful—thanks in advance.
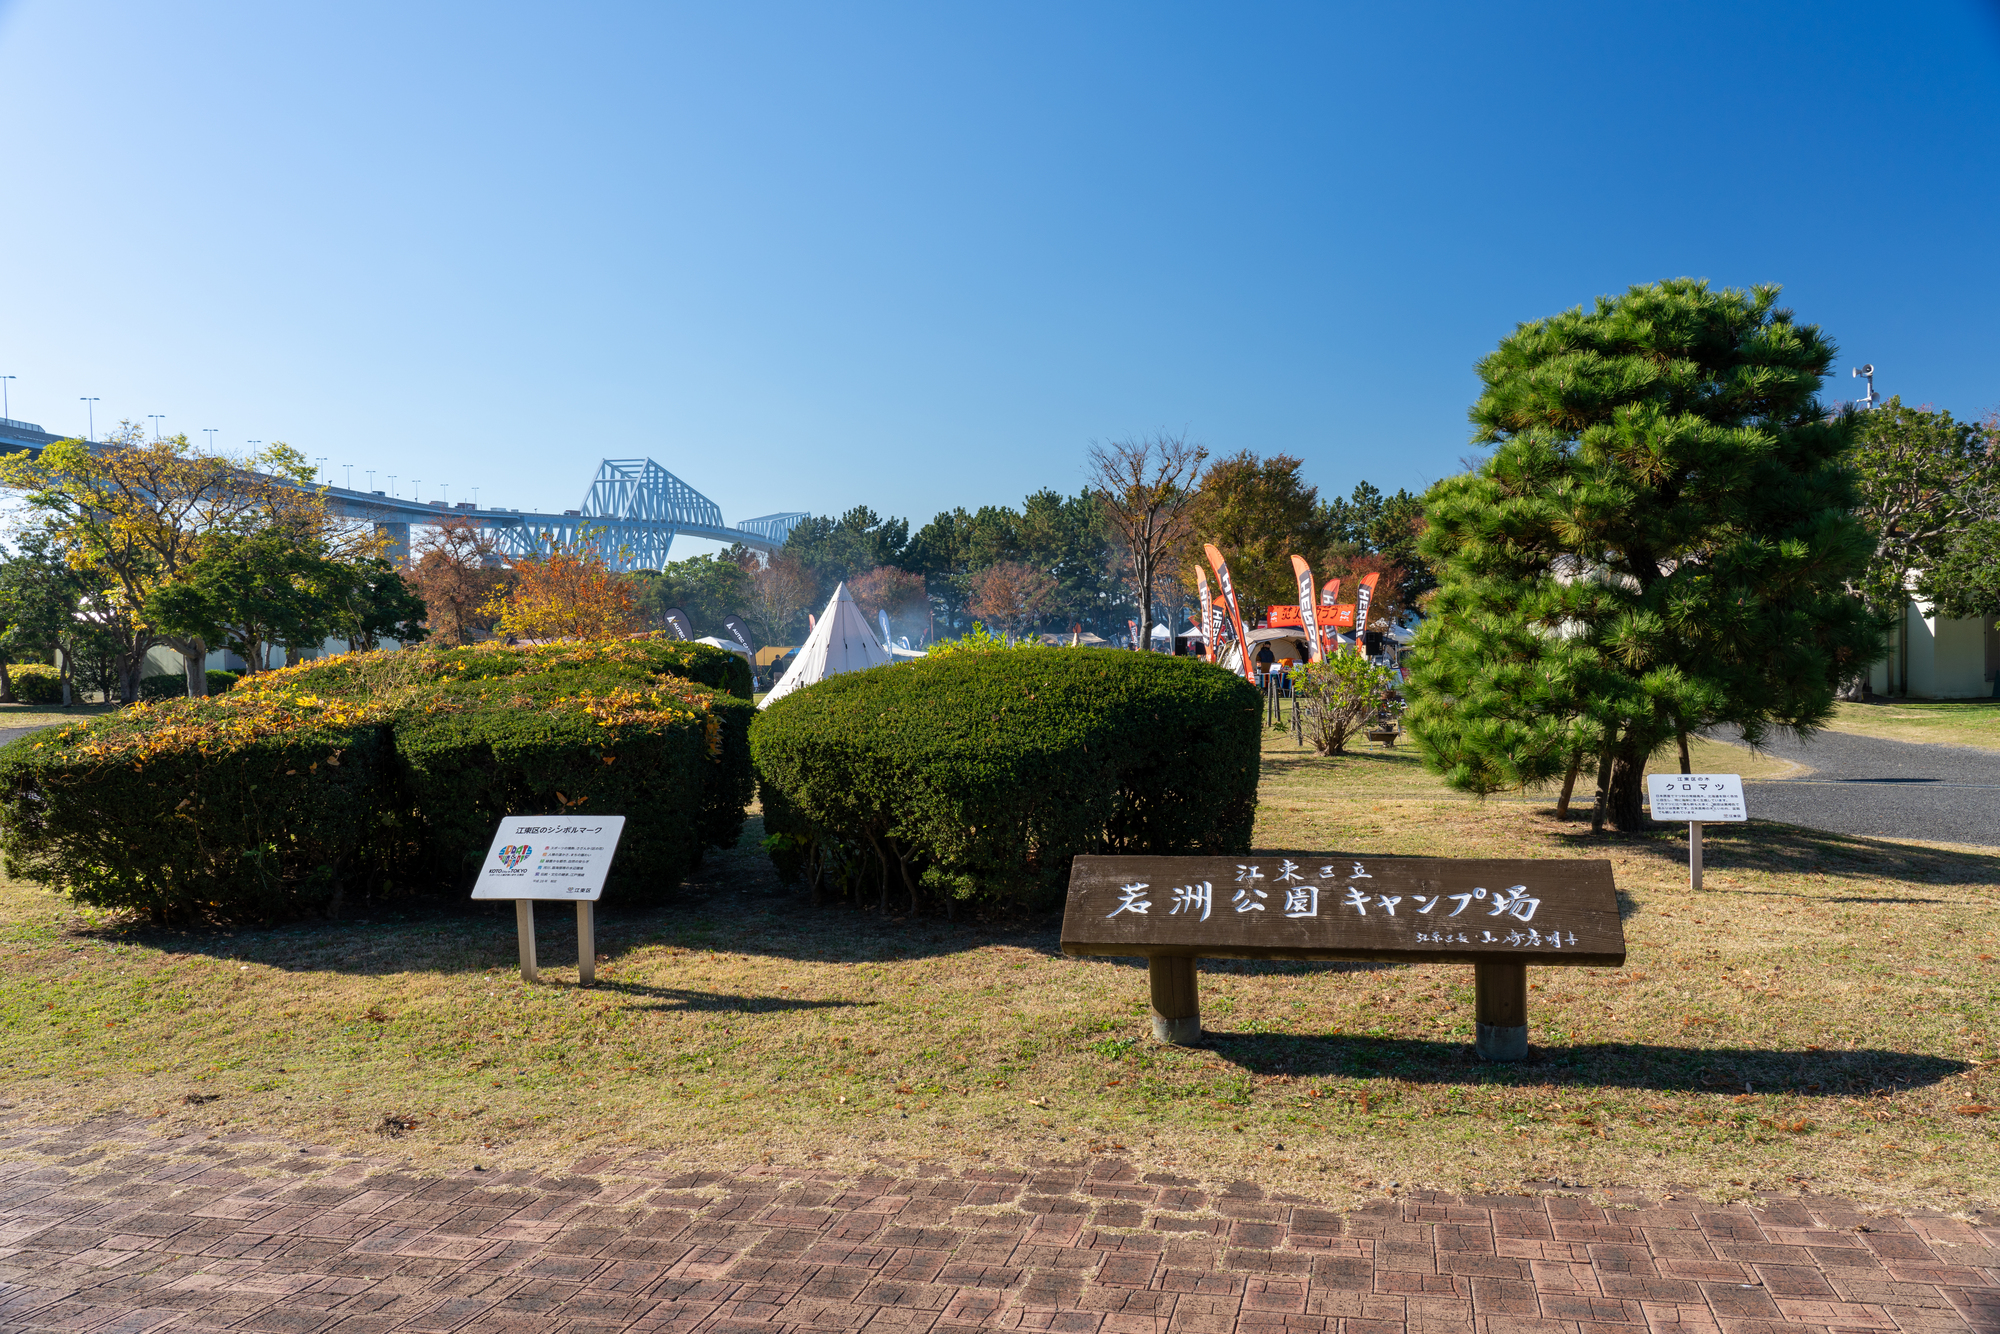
[0,727,1993,1210]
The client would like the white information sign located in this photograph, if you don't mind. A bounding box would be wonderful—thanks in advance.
[1646,774,1747,822]
[471,815,627,901]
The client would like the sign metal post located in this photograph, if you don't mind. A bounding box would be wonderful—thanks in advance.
[1645,774,1746,891]
[473,816,627,983]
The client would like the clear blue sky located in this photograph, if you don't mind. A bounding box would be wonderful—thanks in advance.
[2,2,1996,555]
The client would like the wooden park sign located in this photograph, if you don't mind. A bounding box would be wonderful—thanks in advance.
[1060,853,1625,1060]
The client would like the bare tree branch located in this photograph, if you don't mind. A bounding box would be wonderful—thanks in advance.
[1086,433,1209,650]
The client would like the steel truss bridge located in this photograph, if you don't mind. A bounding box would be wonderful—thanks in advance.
[0,419,797,573]
[319,458,806,571]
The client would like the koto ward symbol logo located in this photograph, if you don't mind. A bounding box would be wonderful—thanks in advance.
[498,844,534,870]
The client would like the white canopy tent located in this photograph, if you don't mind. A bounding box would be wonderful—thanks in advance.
[759,582,894,708]
[695,635,751,659]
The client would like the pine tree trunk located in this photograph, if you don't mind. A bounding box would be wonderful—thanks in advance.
[1677,728,1691,775]
[0,661,14,704]
[1589,732,1617,833]
[1555,752,1583,818]
[1606,746,1651,832]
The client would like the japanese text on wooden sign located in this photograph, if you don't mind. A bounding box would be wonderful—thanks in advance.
[470,815,627,901]
[1645,774,1747,822]
[1061,855,1624,966]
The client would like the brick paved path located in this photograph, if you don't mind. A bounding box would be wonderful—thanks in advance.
[0,1117,1994,1334]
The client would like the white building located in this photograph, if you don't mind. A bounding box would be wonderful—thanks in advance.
[1869,596,1999,698]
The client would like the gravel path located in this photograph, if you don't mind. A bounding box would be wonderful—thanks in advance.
[1710,725,2000,847]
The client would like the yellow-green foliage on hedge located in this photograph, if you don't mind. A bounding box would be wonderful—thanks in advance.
[751,648,1262,911]
[0,635,755,923]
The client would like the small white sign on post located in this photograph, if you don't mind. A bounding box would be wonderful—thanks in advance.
[1645,774,1746,892]
[473,815,627,985]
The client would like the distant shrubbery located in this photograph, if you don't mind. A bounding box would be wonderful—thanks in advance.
[6,664,63,705]
[139,670,240,700]
[752,648,1261,911]
[0,635,755,924]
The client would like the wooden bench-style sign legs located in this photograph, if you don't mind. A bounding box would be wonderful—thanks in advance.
[1148,955,1201,1045]
[1142,956,1534,1060]
[1474,961,1527,1060]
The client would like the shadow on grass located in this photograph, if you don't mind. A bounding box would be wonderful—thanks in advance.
[587,980,874,1015]
[1549,818,2000,889]
[1195,1029,1968,1094]
[101,888,1062,975]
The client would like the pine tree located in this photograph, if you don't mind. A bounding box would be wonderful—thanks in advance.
[1404,279,1883,830]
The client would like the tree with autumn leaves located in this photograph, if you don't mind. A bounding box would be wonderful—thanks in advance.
[481,533,645,642]
[0,426,422,699]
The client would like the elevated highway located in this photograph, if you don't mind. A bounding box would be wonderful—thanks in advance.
[0,424,804,572]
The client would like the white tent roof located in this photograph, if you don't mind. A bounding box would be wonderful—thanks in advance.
[1149,623,1172,640]
[759,582,893,708]
[695,635,751,658]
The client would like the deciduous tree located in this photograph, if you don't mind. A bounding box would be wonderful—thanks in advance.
[483,536,643,642]
[1087,433,1208,651]
[967,560,1057,637]
[407,518,508,646]
[0,427,334,700]
[848,565,929,640]
[1194,451,1334,616]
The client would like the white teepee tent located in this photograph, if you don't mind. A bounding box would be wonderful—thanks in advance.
[759,582,893,708]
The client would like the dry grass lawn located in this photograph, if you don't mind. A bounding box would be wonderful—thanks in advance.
[1822,698,2000,751]
[0,722,1995,1211]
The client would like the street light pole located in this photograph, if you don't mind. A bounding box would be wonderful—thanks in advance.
[79,398,98,441]
[1,376,14,422]
[343,464,353,489]
[203,428,218,453]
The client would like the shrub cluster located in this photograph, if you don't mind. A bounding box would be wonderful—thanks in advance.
[752,648,1261,911]
[0,635,754,924]
[7,663,63,705]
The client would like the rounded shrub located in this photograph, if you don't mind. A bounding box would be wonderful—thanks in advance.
[0,634,757,924]
[8,664,62,704]
[0,690,397,924]
[751,648,1262,911]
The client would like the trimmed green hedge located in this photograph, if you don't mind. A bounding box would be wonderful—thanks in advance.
[0,634,756,924]
[0,693,396,923]
[139,670,240,700]
[751,649,1262,910]
[8,664,62,704]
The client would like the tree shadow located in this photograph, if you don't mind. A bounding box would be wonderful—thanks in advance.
[1194,1030,1969,1094]
[1549,819,2000,889]
[582,980,875,1015]
[101,885,1059,976]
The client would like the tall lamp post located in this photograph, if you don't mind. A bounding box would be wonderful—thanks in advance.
[202,428,218,453]
[1,375,14,422]
[147,415,164,441]
[79,398,99,441]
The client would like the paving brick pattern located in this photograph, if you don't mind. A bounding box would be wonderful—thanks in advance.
[0,1117,1994,1334]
